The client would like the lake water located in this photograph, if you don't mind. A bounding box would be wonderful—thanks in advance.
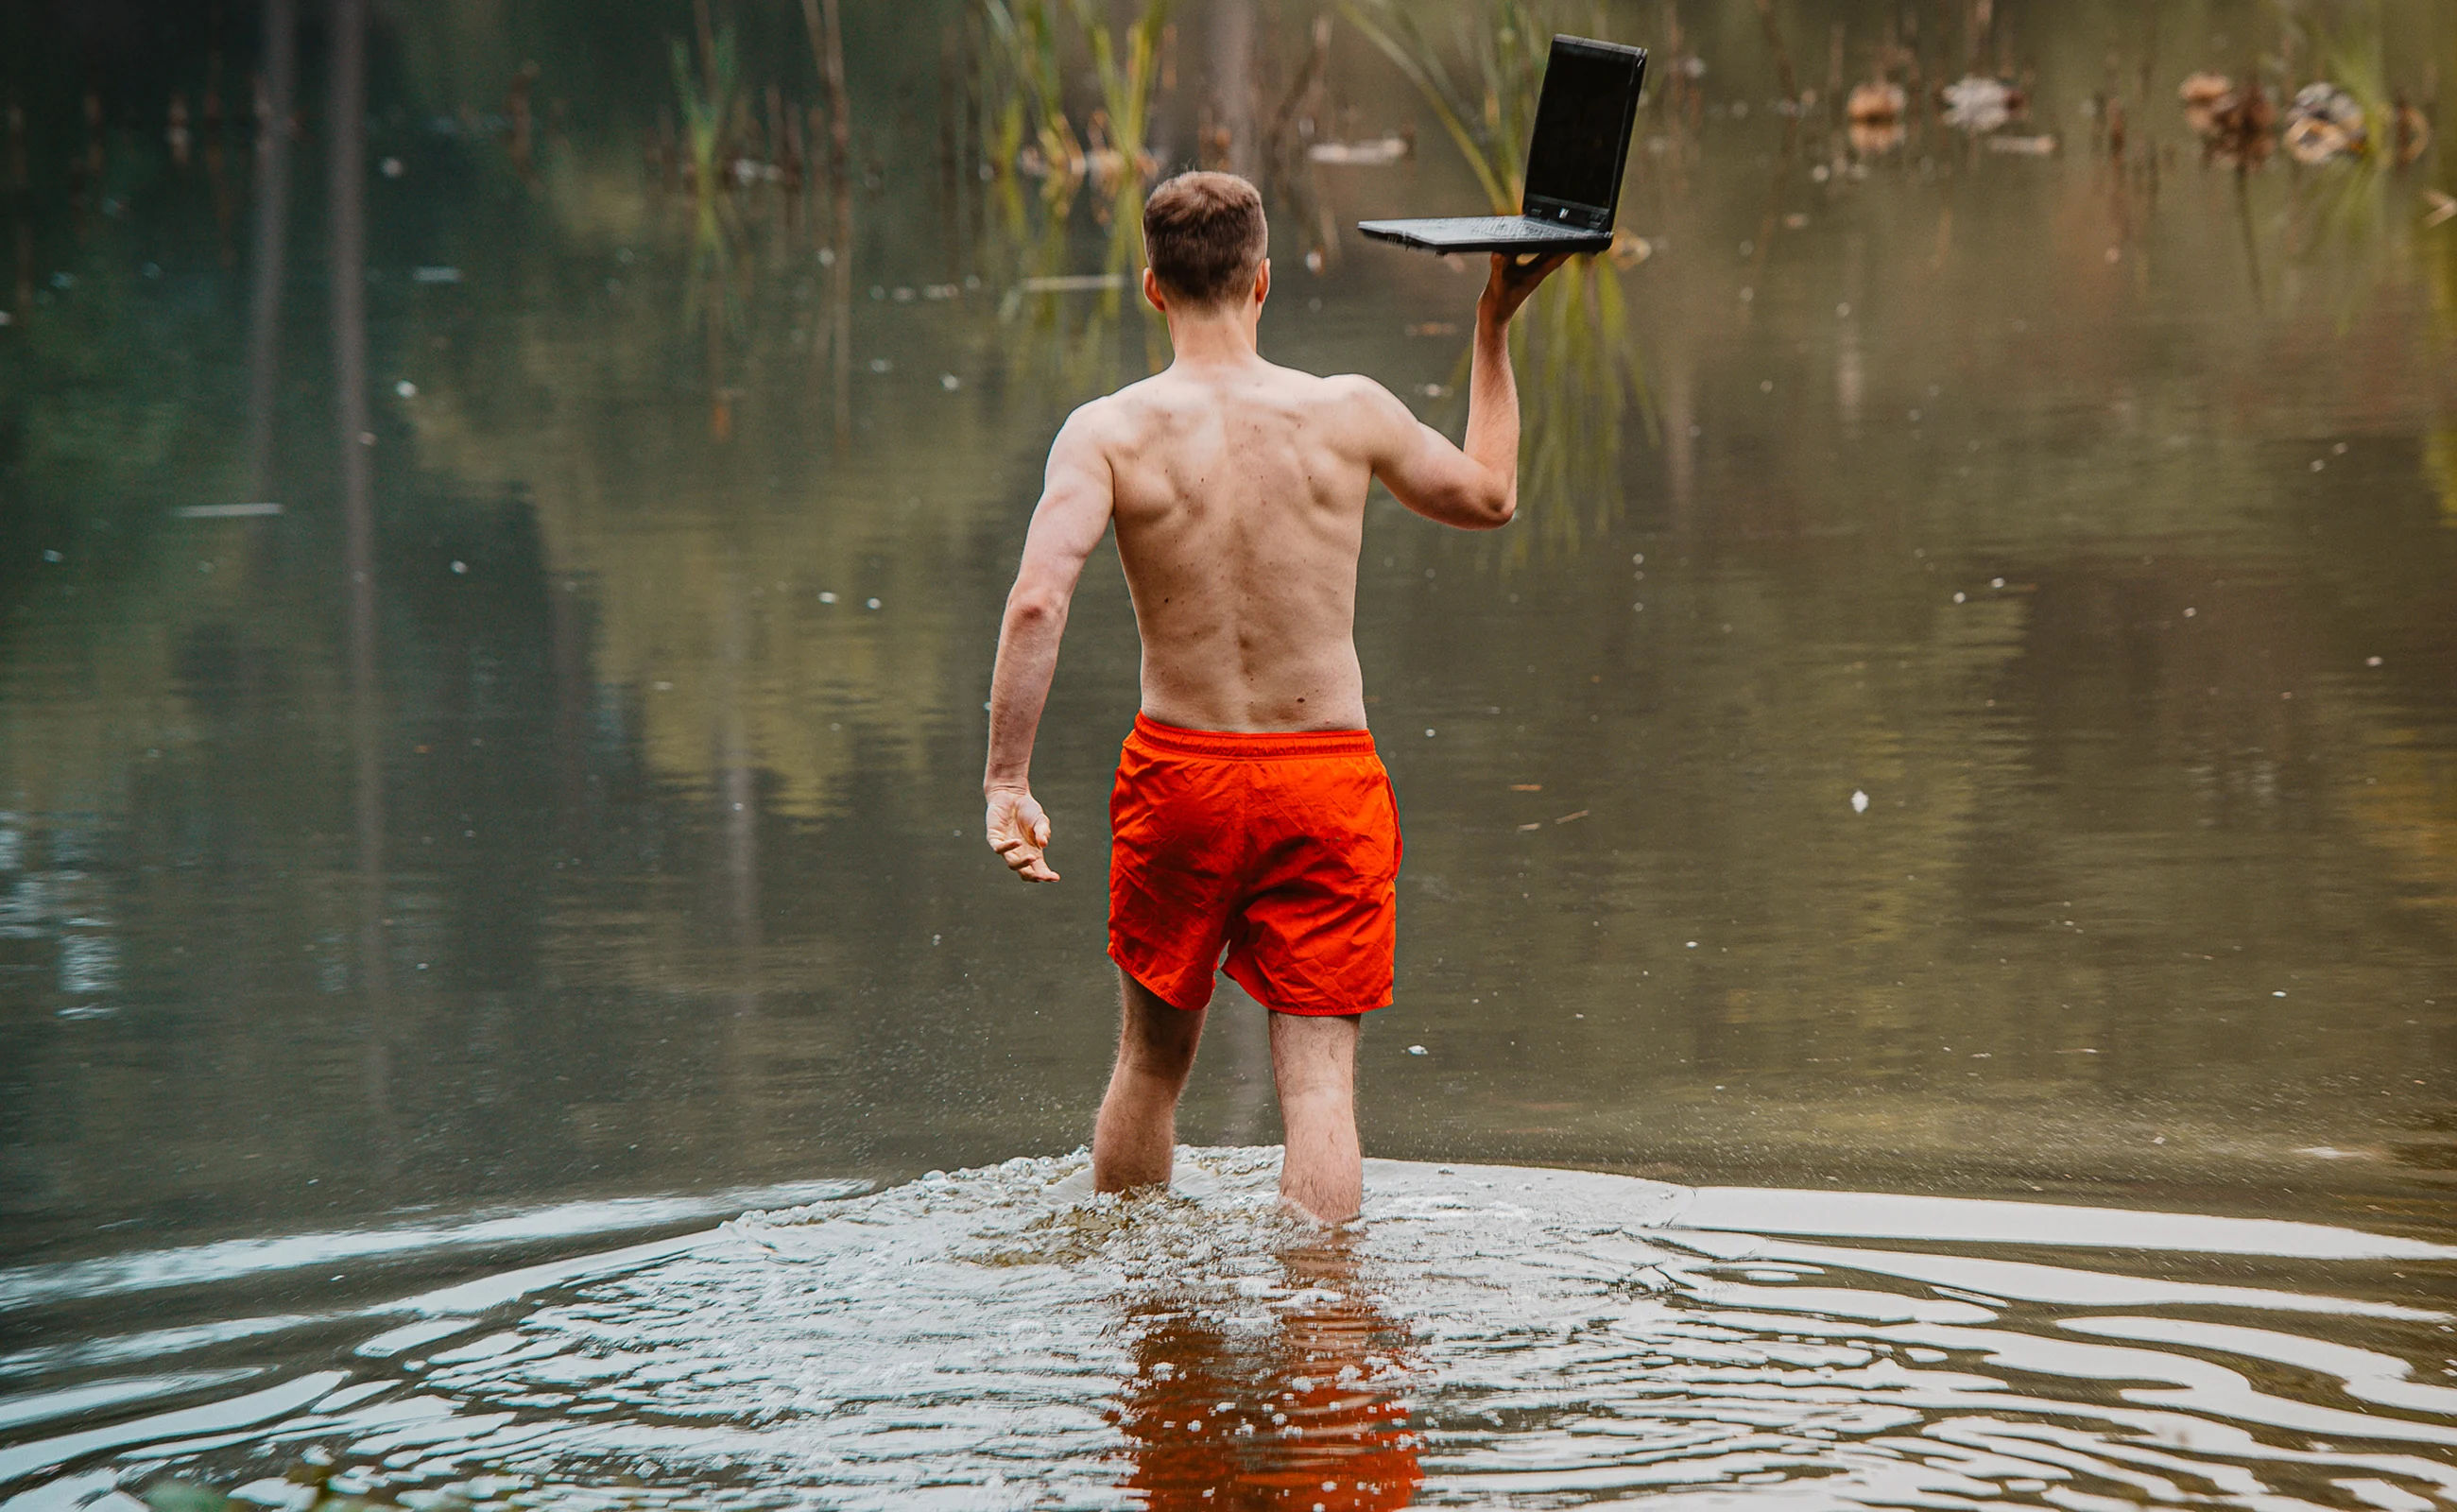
[2,0,2452,1505]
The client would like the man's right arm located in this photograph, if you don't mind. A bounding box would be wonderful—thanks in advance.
[984,407,1114,883]
[1358,250,1570,530]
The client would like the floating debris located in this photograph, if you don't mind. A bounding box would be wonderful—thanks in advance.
[1307,135,1410,165]
[410,266,464,284]
[1851,790,1869,814]
[2283,83,2365,165]
[1846,81,1906,155]
[2179,74,2275,167]
[175,503,284,519]
[1609,231,1652,268]
[1988,134,2057,156]
[2179,73,2232,135]
[2393,97,2431,165]
[1939,76,2020,135]
[2425,190,2457,229]
[1019,272,1127,294]
[1847,81,1904,124]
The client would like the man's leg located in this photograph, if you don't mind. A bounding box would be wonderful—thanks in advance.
[1270,1011,1362,1223]
[1092,969,1206,1193]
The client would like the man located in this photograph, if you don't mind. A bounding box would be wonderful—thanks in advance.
[984,171,1564,1224]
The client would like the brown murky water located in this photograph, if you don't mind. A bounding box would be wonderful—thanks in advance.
[1,0,2452,1505]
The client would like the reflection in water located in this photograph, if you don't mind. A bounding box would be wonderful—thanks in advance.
[1117,1235,1421,1510]
[326,0,390,1143]
[240,0,296,498]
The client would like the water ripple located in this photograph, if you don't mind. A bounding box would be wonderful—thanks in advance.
[3,1153,2451,1510]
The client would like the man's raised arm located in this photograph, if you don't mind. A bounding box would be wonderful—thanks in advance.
[1359,250,1570,530]
[984,408,1115,883]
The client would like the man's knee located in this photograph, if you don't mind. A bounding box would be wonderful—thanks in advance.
[1118,977,1204,1080]
[1269,1011,1359,1102]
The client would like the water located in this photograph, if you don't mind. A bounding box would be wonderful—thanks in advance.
[4,1154,2454,1509]
[2,0,2454,1503]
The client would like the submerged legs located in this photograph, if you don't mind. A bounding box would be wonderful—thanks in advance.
[1091,971,1205,1193]
[1091,969,1364,1225]
[1270,1011,1362,1224]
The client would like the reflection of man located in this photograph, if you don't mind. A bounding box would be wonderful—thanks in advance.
[1112,1236,1422,1509]
[985,171,1563,1222]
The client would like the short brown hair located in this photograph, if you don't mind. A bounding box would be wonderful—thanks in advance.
[1142,171,1267,307]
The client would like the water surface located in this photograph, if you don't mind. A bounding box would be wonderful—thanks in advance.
[7,1155,2457,1509]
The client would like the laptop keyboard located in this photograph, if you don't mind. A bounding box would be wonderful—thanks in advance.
[1444,216,1586,240]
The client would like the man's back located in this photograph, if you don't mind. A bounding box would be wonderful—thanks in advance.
[981,168,1565,1222]
[1082,358,1379,733]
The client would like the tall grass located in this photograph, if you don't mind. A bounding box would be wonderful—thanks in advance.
[1342,0,1650,552]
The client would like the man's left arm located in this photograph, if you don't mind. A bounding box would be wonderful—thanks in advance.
[984,410,1114,883]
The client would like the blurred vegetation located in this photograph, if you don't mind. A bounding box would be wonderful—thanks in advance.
[1342,0,1647,549]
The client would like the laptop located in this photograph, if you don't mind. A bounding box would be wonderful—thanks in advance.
[1358,36,1647,255]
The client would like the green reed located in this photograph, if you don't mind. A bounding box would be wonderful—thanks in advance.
[668,21,743,336]
[1343,0,1649,553]
[980,0,1177,390]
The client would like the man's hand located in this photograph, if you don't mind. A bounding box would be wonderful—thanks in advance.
[987,785,1058,882]
[1478,249,1572,325]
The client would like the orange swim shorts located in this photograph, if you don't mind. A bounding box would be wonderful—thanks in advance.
[1108,713,1401,1017]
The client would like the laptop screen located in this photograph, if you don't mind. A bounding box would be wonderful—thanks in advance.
[1521,43,1641,214]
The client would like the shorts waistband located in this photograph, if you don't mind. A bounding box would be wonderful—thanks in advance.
[1126,712,1379,761]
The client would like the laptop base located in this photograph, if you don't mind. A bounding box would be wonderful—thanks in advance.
[1357,216,1613,255]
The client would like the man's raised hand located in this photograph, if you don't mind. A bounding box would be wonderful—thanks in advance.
[1479,249,1573,324]
[986,786,1059,883]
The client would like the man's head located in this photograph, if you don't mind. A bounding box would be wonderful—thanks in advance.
[1141,171,1268,316]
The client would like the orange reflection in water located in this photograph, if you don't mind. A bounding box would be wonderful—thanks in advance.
[1111,1238,1423,1510]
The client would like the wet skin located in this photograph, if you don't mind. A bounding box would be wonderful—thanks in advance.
[984,246,1569,1219]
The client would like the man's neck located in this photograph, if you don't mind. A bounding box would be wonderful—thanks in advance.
[1161,307,1261,369]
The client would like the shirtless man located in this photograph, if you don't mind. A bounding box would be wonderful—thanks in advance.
[985,171,1564,1223]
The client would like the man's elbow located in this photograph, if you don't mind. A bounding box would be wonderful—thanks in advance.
[1004,584,1070,627]
[1467,478,1517,529]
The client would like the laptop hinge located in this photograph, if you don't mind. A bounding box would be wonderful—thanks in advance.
[1521,196,1609,231]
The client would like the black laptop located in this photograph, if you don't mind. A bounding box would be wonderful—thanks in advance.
[1358,36,1647,255]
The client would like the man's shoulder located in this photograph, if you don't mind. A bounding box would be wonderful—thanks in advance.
[1248,365,1405,429]
[1258,363,1385,401]
[1057,387,1131,435]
